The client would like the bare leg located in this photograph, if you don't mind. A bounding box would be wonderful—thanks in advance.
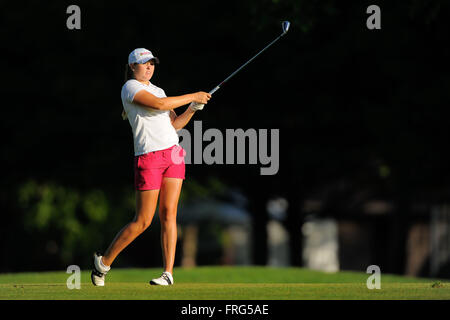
[102,189,160,266]
[158,177,183,275]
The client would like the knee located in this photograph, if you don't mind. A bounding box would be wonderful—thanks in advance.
[159,206,177,225]
[132,217,151,234]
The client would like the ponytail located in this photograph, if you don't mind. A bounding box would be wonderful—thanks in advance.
[124,63,134,82]
[122,63,135,120]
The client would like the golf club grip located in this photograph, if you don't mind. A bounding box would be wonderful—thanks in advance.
[190,86,220,110]
[209,86,220,95]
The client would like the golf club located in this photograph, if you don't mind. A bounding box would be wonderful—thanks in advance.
[122,21,290,119]
[191,20,290,109]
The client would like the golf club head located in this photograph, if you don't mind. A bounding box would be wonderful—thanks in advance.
[282,21,290,35]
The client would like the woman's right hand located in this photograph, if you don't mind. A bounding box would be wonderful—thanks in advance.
[193,92,212,104]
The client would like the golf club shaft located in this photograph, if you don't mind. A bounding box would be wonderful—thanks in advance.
[208,33,284,95]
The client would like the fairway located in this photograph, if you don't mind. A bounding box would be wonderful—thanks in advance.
[0,267,448,300]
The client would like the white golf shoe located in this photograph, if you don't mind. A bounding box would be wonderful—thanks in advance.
[91,252,110,286]
[150,271,174,286]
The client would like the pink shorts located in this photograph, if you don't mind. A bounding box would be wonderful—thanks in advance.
[134,145,186,190]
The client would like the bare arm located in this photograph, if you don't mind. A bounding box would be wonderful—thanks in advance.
[133,90,210,111]
[170,108,197,131]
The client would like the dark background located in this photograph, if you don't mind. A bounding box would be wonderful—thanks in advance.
[1,0,449,278]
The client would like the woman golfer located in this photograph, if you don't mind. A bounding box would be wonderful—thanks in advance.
[91,48,211,286]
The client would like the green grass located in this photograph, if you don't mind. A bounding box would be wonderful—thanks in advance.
[0,266,448,300]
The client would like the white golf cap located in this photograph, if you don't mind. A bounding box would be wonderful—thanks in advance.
[128,48,160,65]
